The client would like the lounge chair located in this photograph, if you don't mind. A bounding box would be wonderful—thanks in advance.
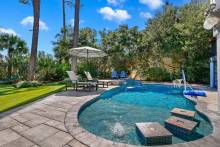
[120,71,127,79]
[173,79,183,88]
[111,70,118,79]
[84,71,111,88]
[66,71,98,91]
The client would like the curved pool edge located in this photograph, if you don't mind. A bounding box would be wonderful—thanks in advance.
[64,85,220,147]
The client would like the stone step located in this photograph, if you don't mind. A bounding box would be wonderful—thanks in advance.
[135,122,173,146]
[171,108,196,120]
[165,116,199,135]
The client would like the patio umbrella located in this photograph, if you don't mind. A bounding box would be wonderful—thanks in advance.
[69,46,107,70]
[69,46,106,59]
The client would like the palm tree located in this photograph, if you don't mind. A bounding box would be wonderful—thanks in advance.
[20,0,40,81]
[61,0,73,40]
[62,0,67,39]
[73,0,80,48]
[28,0,40,81]
[0,33,28,78]
[72,0,80,72]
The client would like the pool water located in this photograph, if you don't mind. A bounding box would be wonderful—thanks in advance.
[78,84,213,145]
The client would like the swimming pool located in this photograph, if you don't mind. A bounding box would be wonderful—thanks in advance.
[78,83,213,146]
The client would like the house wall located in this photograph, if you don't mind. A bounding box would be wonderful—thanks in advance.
[210,56,217,88]
[216,27,220,111]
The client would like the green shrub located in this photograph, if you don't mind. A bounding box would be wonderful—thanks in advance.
[97,71,111,79]
[54,63,71,81]
[77,62,98,79]
[16,81,42,88]
[141,67,171,82]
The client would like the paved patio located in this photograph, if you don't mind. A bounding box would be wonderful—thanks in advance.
[0,85,220,147]
[0,88,110,147]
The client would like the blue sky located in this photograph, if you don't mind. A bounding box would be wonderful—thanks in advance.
[0,0,190,55]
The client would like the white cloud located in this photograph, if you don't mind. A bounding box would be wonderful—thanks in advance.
[107,0,125,6]
[70,19,85,27]
[139,0,163,9]
[21,16,49,31]
[0,28,17,36]
[99,7,131,22]
[140,12,153,19]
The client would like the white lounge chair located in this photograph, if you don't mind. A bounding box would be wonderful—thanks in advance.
[84,71,112,88]
[66,71,98,91]
[173,79,183,88]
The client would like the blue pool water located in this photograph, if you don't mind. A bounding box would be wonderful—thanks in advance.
[78,83,213,145]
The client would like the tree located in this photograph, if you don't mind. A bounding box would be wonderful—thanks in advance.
[53,27,97,64]
[36,51,70,81]
[20,0,40,81]
[0,54,7,80]
[175,4,212,82]
[0,33,28,78]
[62,0,73,40]
[36,51,56,81]
[71,0,80,72]
[99,25,141,72]
[138,3,212,82]
[53,28,72,64]
[62,0,67,39]
[51,2,211,83]
[79,28,97,47]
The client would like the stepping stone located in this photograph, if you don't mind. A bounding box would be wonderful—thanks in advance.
[0,129,21,146]
[135,122,173,145]
[39,131,73,147]
[165,116,198,135]
[171,108,196,120]
[1,137,34,147]
[20,124,59,143]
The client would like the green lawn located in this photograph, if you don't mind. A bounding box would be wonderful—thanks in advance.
[0,84,65,112]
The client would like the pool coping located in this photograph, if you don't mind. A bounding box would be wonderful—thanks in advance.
[65,84,220,147]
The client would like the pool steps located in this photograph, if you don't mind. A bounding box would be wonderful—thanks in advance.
[171,108,196,120]
[135,122,173,145]
[165,116,199,135]
[164,108,200,141]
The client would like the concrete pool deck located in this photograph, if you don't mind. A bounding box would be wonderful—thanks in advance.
[0,84,220,147]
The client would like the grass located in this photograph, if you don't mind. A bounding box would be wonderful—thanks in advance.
[0,83,65,112]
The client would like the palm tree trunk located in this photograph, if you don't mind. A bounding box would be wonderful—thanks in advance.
[73,0,80,48]
[71,0,80,72]
[62,0,66,39]
[27,0,40,81]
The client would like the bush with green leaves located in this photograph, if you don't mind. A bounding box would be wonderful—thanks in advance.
[54,63,70,81]
[141,67,171,82]
[15,81,42,88]
[77,61,99,79]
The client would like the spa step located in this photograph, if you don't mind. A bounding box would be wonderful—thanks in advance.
[171,108,196,120]
[165,116,198,135]
[135,122,173,145]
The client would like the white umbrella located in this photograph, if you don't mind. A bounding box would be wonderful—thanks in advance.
[69,46,107,58]
[69,46,107,71]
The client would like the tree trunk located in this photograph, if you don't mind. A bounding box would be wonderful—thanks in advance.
[62,0,66,39]
[7,48,13,78]
[71,0,80,72]
[27,0,40,81]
